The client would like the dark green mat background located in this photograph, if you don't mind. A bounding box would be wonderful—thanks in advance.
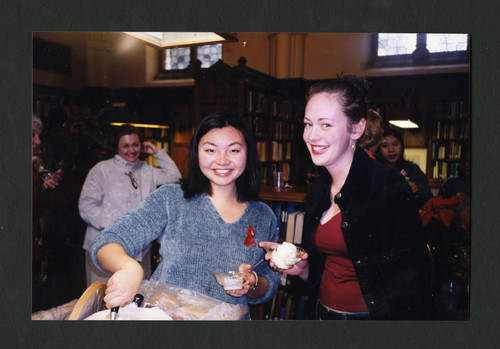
[1,1,498,348]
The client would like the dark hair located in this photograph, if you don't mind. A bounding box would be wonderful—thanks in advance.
[306,74,369,125]
[113,124,143,153]
[181,111,261,202]
[377,124,405,168]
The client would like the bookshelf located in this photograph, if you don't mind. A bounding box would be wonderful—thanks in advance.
[427,100,470,187]
[193,57,307,187]
[367,73,470,190]
[249,186,312,320]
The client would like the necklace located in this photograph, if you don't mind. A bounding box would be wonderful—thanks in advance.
[126,171,138,189]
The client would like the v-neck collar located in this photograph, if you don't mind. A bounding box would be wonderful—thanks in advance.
[202,193,249,225]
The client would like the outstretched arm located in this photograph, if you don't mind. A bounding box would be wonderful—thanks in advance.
[97,243,144,308]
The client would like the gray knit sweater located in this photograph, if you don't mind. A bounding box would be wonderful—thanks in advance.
[90,184,280,307]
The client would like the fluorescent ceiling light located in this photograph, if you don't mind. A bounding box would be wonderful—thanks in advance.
[389,119,419,128]
[123,32,236,48]
[110,122,169,129]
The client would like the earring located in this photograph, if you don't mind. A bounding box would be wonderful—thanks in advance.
[351,143,356,151]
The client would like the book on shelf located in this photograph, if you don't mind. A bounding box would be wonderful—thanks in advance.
[285,210,305,244]
[293,211,305,245]
[285,211,300,243]
[257,141,268,161]
[269,201,293,239]
[282,202,297,239]
[285,142,292,161]
[432,160,459,179]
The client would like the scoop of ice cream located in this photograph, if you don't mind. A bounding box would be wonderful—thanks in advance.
[271,242,300,269]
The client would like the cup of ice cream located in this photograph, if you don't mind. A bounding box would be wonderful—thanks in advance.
[213,271,244,290]
[268,242,305,269]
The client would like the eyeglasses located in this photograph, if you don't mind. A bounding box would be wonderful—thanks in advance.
[126,171,138,189]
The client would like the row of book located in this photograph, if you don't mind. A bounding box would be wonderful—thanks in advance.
[246,116,296,141]
[246,90,294,119]
[431,141,463,160]
[432,160,460,179]
[257,141,293,162]
[267,201,305,245]
[249,200,314,320]
[271,141,292,162]
[246,116,268,139]
[432,120,470,140]
[273,120,295,140]
[429,100,469,120]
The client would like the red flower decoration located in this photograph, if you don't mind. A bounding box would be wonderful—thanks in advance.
[243,226,256,247]
[420,195,470,230]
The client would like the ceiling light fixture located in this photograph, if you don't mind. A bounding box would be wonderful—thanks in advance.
[110,122,169,129]
[123,32,237,48]
[389,119,419,128]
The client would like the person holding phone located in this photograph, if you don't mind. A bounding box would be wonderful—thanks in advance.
[79,124,181,286]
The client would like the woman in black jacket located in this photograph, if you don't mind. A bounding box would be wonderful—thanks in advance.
[376,125,434,208]
[261,75,431,320]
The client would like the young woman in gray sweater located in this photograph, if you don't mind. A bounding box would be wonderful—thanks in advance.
[91,112,280,311]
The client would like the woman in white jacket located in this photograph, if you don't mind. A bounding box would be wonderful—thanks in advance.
[79,124,181,286]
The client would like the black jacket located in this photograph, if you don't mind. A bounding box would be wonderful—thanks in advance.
[398,159,434,208]
[302,147,431,319]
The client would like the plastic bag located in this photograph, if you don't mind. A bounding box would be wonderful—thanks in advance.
[31,299,79,320]
[138,280,249,320]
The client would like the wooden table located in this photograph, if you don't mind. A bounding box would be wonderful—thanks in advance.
[259,185,308,203]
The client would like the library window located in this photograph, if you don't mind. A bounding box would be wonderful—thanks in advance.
[163,43,222,69]
[369,33,469,67]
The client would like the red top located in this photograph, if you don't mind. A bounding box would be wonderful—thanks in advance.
[312,213,368,312]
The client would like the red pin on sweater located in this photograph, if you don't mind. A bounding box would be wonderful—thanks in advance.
[243,226,255,247]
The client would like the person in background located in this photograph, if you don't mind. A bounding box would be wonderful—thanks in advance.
[377,125,433,208]
[32,115,63,191]
[261,75,431,320]
[357,108,384,158]
[438,144,470,200]
[32,115,64,311]
[90,112,280,313]
[79,124,181,287]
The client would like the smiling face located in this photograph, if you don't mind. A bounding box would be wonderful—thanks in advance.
[379,135,403,167]
[303,92,364,173]
[198,126,247,191]
[117,134,141,163]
